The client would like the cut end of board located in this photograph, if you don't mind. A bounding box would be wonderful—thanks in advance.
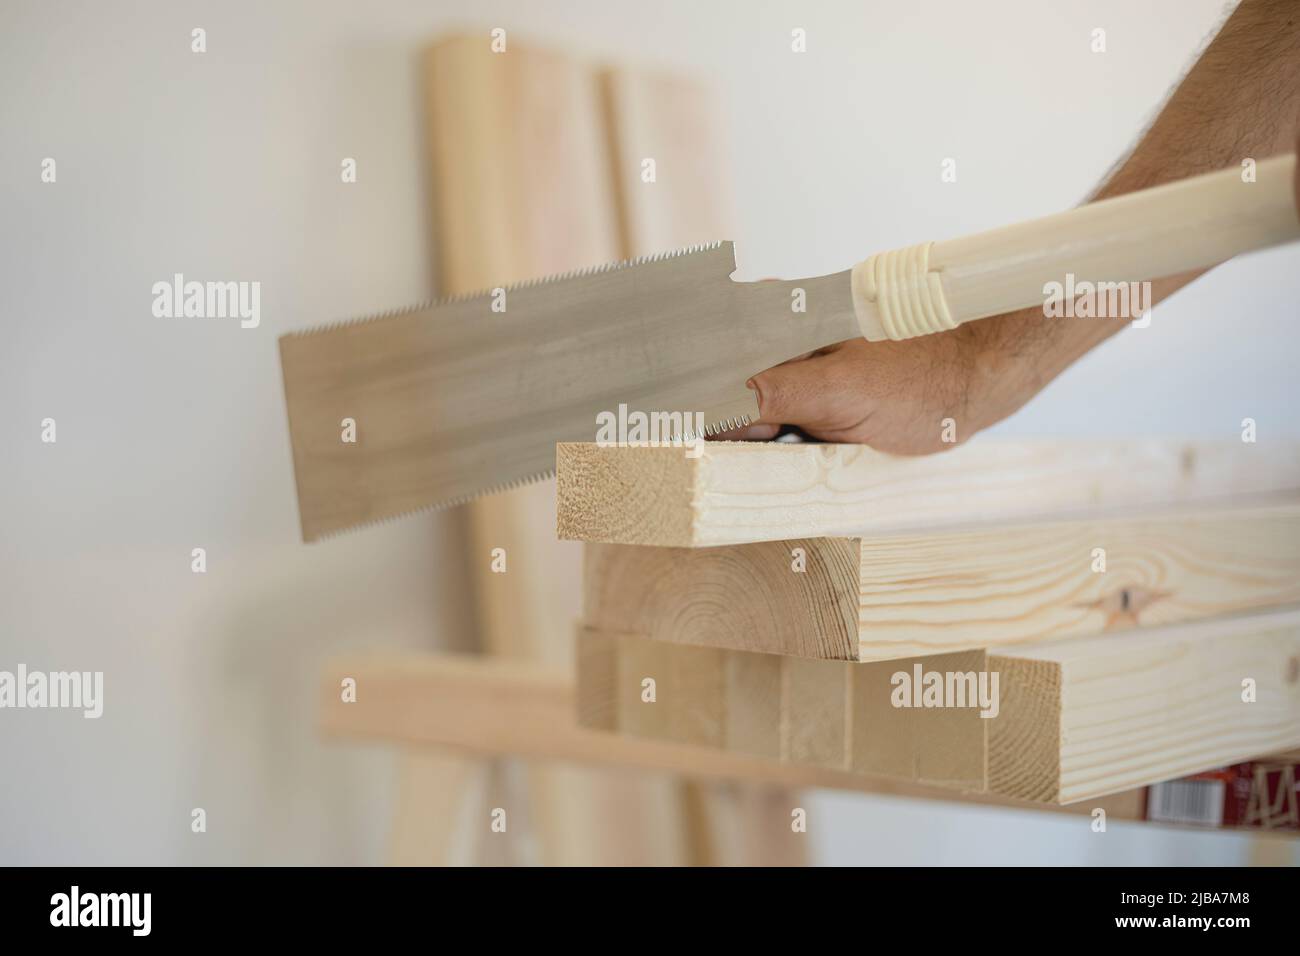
[556,440,877,546]
[556,442,701,545]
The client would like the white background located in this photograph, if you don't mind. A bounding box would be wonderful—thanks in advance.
[2,0,1296,864]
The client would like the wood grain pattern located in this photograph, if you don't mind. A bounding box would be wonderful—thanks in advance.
[989,609,1300,803]
[583,500,1300,661]
[584,536,859,659]
[577,626,987,790]
[557,440,1300,547]
[856,502,1300,658]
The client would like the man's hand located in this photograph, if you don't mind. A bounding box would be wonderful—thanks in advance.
[723,0,1300,452]
[733,300,1130,454]
[736,331,984,454]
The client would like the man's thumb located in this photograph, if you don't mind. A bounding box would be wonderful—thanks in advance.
[748,355,843,430]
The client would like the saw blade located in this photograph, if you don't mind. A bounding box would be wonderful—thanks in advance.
[279,241,857,541]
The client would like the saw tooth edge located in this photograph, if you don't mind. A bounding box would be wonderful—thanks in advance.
[700,413,753,439]
[281,240,729,340]
[286,297,442,338]
[309,467,558,543]
[671,412,754,443]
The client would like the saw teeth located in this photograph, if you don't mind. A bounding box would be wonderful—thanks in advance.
[280,240,730,340]
[666,412,755,444]
[284,298,443,338]
[699,414,753,439]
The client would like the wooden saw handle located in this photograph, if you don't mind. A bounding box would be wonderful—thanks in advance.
[852,152,1300,341]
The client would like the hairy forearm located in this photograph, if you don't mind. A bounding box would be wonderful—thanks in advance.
[967,0,1300,431]
[1098,0,1300,198]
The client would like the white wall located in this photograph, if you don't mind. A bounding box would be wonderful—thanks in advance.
[3,0,1295,865]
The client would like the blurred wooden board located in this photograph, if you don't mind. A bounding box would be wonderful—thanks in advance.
[600,67,734,267]
[387,753,493,867]
[427,37,620,301]
[600,63,806,864]
[422,34,688,866]
[583,500,1300,661]
[557,440,1300,547]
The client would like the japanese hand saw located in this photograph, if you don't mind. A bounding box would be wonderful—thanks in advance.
[280,153,1299,541]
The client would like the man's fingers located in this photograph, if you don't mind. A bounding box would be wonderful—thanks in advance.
[748,353,854,431]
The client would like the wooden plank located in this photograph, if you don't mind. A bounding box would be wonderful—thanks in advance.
[320,650,1300,836]
[427,37,620,300]
[679,783,810,868]
[578,627,987,790]
[989,608,1300,804]
[387,753,493,866]
[600,68,734,263]
[784,658,849,766]
[428,33,612,661]
[424,34,687,867]
[584,500,1300,661]
[585,536,859,659]
[557,440,1300,547]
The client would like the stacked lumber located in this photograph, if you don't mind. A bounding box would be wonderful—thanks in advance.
[558,439,1300,820]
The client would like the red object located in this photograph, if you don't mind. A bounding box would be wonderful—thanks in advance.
[1145,760,1299,830]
